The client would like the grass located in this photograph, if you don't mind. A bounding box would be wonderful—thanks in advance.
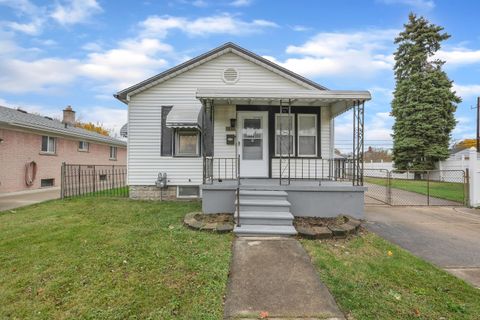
[365,176,465,203]
[302,232,480,320]
[0,198,232,319]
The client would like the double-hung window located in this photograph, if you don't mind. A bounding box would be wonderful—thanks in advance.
[78,141,89,152]
[175,130,200,157]
[297,114,317,157]
[109,146,117,160]
[41,136,56,154]
[275,114,295,156]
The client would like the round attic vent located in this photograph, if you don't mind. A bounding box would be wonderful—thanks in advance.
[222,67,239,84]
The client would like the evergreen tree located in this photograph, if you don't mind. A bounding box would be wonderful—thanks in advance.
[391,14,461,172]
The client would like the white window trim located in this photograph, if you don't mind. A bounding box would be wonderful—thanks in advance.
[274,113,295,156]
[109,146,117,160]
[78,141,89,152]
[174,129,200,157]
[176,185,201,198]
[297,114,317,157]
[41,136,56,154]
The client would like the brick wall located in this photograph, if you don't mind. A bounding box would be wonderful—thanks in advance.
[0,128,126,193]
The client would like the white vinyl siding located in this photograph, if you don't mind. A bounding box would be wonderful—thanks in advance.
[320,107,331,158]
[128,52,314,186]
[213,104,236,158]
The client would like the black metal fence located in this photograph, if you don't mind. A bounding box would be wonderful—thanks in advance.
[61,163,128,198]
[364,169,467,206]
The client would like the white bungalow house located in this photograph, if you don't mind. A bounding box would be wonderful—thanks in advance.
[115,42,370,236]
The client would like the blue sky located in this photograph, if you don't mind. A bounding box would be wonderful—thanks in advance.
[0,0,479,150]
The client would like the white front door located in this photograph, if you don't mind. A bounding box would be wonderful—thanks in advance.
[237,111,269,177]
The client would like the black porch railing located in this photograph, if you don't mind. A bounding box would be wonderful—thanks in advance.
[203,157,353,184]
[61,163,128,198]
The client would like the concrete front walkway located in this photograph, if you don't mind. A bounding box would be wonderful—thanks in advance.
[0,188,60,211]
[365,205,480,288]
[224,237,344,319]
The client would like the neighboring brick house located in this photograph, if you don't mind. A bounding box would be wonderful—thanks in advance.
[0,105,127,194]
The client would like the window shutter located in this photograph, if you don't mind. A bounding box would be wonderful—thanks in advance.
[203,111,213,157]
[161,106,173,156]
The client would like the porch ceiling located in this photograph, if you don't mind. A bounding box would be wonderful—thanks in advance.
[196,88,371,117]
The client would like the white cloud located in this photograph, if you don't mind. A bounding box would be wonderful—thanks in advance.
[452,84,480,99]
[140,13,278,38]
[265,29,397,78]
[0,0,38,15]
[51,0,102,26]
[0,57,79,93]
[76,106,127,137]
[230,0,253,7]
[290,25,311,32]
[4,19,43,35]
[0,0,46,34]
[437,48,480,66]
[192,0,208,7]
[379,0,435,10]
[78,38,171,90]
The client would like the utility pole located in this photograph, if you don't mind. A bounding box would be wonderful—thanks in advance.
[477,97,480,151]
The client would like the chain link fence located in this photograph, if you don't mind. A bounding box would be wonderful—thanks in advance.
[61,163,128,198]
[364,169,467,206]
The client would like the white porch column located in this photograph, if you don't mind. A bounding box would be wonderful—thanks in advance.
[468,147,479,207]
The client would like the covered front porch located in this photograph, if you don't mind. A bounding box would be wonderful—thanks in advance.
[196,88,371,235]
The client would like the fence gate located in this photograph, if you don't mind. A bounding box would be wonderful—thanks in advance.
[364,169,467,206]
[61,163,128,198]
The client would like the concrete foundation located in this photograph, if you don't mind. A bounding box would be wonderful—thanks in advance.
[129,185,177,200]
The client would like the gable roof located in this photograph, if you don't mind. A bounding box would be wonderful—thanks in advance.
[0,106,126,146]
[114,42,328,104]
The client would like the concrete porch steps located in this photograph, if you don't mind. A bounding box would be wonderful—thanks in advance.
[234,189,297,236]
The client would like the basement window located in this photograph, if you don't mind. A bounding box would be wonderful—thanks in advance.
[41,178,54,187]
[177,186,200,198]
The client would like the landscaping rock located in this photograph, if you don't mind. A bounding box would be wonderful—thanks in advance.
[296,226,317,239]
[312,226,333,239]
[339,223,356,235]
[183,212,233,233]
[328,226,348,238]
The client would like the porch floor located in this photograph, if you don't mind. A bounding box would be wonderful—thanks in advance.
[203,178,361,191]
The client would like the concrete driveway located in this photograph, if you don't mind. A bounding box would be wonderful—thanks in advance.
[0,188,60,212]
[365,205,480,288]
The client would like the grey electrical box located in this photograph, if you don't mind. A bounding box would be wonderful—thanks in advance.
[226,134,235,145]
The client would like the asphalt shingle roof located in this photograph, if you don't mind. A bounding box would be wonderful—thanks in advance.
[0,105,126,146]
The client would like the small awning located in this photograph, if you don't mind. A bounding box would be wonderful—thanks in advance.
[166,105,201,129]
[196,88,371,117]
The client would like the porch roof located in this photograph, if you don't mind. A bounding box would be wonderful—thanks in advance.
[196,88,371,117]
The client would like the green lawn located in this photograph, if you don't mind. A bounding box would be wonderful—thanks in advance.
[365,176,465,203]
[0,198,232,319]
[302,233,480,320]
